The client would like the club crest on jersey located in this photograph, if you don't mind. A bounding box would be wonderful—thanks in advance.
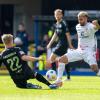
[80,31,89,38]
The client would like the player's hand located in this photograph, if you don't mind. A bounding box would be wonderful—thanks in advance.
[38,56,44,61]
[92,20,98,25]
[92,20,100,30]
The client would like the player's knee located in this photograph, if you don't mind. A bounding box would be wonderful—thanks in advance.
[50,54,57,63]
[50,57,55,63]
[91,64,99,72]
[59,55,68,64]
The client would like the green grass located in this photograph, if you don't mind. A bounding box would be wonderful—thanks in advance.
[1,76,100,100]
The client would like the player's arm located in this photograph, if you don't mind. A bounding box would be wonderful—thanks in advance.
[92,20,100,30]
[64,21,74,49]
[21,55,43,62]
[18,48,43,62]
[47,33,57,49]
[66,32,74,49]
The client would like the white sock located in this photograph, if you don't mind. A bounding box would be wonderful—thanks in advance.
[97,70,100,76]
[57,62,65,81]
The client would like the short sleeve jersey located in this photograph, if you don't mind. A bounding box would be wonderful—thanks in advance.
[53,20,69,46]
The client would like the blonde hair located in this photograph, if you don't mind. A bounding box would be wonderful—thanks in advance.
[78,11,88,18]
[54,9,63,14]
[1,34,13,44]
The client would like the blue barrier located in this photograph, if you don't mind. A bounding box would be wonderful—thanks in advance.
[36,70,96,76]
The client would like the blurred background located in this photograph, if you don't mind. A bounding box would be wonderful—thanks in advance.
[0,0,100,75]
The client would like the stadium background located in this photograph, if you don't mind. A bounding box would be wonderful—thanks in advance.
[0,0,100,75]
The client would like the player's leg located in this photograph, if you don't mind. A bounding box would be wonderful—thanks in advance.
[34,72,51,86]
[90,63,100,76]
[33,72,58,89]
[54,46,68,83]
[25,67,58,89]
[12,76,42,89]
[64,49,71,80]
[52,62,57,71]
[25,71,58,89]
[13,79,27,88]
[64,49,75,80]
[90,64,99,74]
[55,55,69,86]
[47,48,57,71]
[49,53,58,70]
[49,53,57,63]
[46,53,58,70]
[84,51,100,75]
[65,64,71,80]
[23,73,58,89]
[56,50,83,86]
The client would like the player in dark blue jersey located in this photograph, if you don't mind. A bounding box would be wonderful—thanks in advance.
[47,9,74,86]
[0,34,58,89]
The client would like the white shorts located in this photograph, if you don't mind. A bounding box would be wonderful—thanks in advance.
[65,49,97,66]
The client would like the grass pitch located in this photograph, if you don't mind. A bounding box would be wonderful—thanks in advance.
[0,75,100,100]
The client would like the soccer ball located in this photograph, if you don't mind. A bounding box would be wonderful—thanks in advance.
[14,37,23,45]
[46,70,57,81]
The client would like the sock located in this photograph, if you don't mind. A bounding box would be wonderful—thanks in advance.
[97,70,100,76]
[52,62,56,71]
[35,72,51,86]
[57,62,65,81]
[65,64,70,79]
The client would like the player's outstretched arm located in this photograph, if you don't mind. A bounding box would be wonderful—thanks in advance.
[21,55,43,62]
[47,33,57,49]
[92,20,100,30]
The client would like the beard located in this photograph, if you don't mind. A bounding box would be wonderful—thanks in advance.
[80,22,86,26]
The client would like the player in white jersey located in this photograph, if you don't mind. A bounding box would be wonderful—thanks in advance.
[55,11,100,86]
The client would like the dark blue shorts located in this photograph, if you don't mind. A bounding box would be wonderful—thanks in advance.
[12,67,35,88]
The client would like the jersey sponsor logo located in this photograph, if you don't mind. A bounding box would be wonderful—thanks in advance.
[3,52,16,59]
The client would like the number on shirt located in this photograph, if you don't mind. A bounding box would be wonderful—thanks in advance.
[7,56,22,71]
